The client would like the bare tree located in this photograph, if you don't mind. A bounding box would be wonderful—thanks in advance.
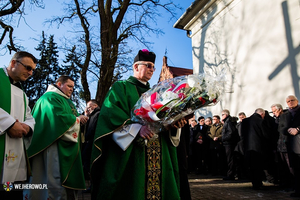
[50,0,181,107]
[0,0,44,54]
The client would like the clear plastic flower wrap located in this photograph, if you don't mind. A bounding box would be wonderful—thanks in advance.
[131,70,226,135]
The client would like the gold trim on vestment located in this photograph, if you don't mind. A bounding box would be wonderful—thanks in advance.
[146,136,161,200]
[28,120,77,159]
[91,118,131,167]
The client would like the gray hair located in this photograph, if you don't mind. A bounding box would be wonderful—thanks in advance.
[255,108,265,114]
[286,95,298,101]
[271,104,283,110]
[222,109,230,115]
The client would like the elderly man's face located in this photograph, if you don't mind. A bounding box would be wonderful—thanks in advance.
[271,107,282,117]
[133,62,155,82]
[221,112,228,121]
[286,96,298,109]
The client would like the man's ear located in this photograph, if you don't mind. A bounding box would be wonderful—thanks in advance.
[10,60,17,69]
[56,82,62,87]
[133,63,139,71]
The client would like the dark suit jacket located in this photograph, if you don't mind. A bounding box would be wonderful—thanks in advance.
[278,106,300,154]
[242,113,270,154]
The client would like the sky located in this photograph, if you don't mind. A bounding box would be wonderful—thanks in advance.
[1,0,194,96]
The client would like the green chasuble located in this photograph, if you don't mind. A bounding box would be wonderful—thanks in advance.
[27,87,85,189]
[91,76,180,200]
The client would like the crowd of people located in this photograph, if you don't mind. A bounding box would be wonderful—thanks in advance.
[1,50,299,200]
[187,96,300,198]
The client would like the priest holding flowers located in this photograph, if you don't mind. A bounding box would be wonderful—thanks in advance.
[91,49,186,200]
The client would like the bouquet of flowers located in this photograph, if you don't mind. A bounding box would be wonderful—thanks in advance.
[131,70,226,136]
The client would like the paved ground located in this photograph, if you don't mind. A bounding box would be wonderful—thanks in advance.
[78,174,297,200]
[188,174,295,200]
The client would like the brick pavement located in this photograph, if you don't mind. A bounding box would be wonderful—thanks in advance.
[78,174,296,200]
[188,174,295,200]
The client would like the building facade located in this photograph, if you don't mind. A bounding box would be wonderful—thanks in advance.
[174,0,300,118]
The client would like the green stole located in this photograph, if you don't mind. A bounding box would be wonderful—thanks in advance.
[27,90,85,189]
[0,68,11,174]
[0,68,30,178]
[91,76,180,200]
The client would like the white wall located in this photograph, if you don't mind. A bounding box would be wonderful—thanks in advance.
[187,0,300,118]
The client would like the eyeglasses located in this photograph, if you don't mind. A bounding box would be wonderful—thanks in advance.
[16,60,35,72]
[138,63,155,71]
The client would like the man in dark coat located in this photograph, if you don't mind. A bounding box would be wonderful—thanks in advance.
[234,112,246,179]
[194,116,210,174]
[82,100,100,183]
[221,109,239,180]
[242,108,270,189]
[188,118,198,173]
[278,95,300,197]
[177,122,192,200]
[272,104,294,190]
[261,110,279,184]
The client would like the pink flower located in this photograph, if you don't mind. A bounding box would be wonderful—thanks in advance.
[134,107,153,122]
[178,93,186,99]
[167,84,176,92]
[151,102,168,111]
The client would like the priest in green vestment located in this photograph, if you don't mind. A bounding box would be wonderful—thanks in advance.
[25,75,88,200]
[0,51,37,199]
[91,49,185,200]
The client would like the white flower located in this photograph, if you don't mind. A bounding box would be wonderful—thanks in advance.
[161,91,178,101]
[159,91,181,108]
[187,75,203,89]
[208,92,217,101]
[207,85,219,101]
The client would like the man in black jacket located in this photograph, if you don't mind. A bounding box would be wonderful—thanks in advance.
[272,104,293,190]
[278,95,300,197]
[82,100,100,191]
[221,109,239,180]
[242,108,270,189]
[194,116,210,174]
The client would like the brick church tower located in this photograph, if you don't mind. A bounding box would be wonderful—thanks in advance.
[158,56,193,83]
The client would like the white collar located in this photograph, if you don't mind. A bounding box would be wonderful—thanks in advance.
[46,84,69,99]
[137,79,147,85]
